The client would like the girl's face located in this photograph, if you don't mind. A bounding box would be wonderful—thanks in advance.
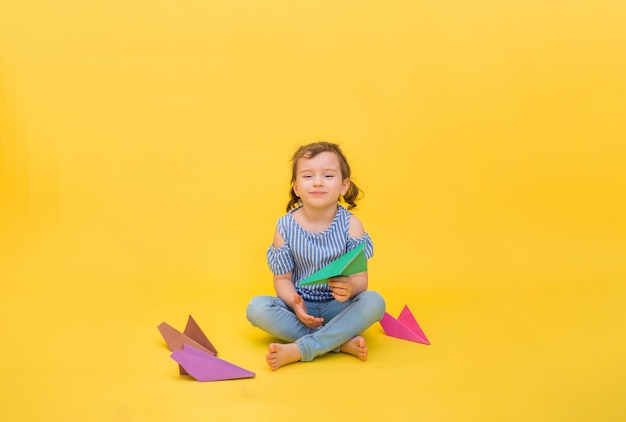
[293,151,350,210]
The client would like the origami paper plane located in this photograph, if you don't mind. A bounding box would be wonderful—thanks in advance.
[299,242,367,286]
[158,315,218,375]
[157,315,255,381]
[380,305,430,345]
[171,344,255,382]
[158,315,218,355]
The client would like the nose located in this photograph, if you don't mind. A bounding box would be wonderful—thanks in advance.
[313,175,324,186]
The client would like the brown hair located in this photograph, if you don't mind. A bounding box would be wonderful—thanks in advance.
[286,141,363,212]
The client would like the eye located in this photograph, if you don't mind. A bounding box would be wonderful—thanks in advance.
[324,174,335,178]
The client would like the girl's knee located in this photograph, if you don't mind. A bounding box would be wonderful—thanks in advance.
[359,290,386,320]
[246,296,269,325]
[246,295,285,325]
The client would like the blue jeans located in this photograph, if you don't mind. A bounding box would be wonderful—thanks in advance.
[246,291,386,362]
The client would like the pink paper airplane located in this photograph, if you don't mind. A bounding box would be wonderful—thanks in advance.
[171,344,255,382]
[157,315,254,381]
[380,305,430,345]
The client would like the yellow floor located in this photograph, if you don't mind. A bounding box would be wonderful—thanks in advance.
[2,1,626,421]
[1,258,625,420]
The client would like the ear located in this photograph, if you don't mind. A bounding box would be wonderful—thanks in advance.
[340,178,350,196]
[292,182,300,198]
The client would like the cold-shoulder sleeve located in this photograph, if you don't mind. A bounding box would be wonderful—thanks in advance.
[347,232,374,259]
[267,243,294,275]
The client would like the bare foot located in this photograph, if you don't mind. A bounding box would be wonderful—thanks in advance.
[266,343,302,371]
[340,336,368,361]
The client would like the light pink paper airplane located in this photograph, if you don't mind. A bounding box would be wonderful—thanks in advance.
[380,305,430,345]
[158,315,218,355]
[171,344,255,382]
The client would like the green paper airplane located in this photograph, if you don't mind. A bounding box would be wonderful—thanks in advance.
[298,243,368,286]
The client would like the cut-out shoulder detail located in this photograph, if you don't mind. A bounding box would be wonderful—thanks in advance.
[348,214,365,238]
[272,228,286,248]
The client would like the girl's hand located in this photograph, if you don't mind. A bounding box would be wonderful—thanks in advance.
[328,277,353,302]
[293,293,324,328]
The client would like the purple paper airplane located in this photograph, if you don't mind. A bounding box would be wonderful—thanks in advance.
[171,344,255,382]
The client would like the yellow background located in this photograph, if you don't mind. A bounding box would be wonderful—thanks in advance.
[1,1,625,420]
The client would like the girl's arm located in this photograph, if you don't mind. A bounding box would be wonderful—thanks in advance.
[271,228,323,328]
[347,215,369,294]
[328,214,370,301]
[273,273,297,307]
[270,228,297,306]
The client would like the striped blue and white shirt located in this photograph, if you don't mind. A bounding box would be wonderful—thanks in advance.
[267,205,374,301]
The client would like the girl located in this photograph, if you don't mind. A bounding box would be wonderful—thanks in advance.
[246,142,386,370]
